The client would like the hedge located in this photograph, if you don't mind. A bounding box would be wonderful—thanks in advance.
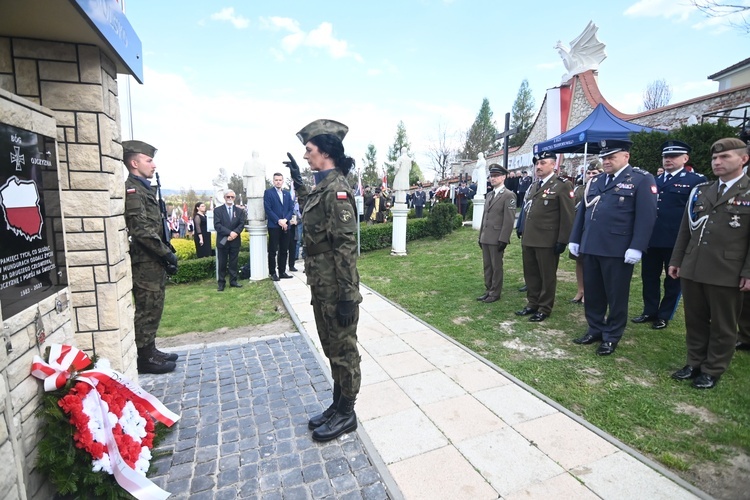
[170,232,250,261]
[170,251,249,284]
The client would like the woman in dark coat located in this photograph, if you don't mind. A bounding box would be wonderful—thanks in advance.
[192,202,211,258]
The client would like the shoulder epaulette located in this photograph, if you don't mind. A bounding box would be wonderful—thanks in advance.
[631,167,648,175]
[695,180,712,188]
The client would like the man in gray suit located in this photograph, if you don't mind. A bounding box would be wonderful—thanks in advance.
[477,164,517,303]
[669,138,750,389]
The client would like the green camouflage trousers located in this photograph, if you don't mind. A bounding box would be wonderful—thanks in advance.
[132,261,167,348]
[311,294,361,399]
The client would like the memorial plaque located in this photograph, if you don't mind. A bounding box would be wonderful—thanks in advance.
[0,123,67,319]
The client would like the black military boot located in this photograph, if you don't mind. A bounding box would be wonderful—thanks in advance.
[308,383,340,430]
[311,394,357,442]
[153,343,178,362]
[137,342,177,374]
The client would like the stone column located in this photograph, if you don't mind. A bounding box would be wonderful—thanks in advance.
[390,204,408,256]
[472,198,485,230]
[248,224,268,281]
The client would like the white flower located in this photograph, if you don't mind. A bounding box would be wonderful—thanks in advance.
[119,402,147,440]
[92,453,113,475]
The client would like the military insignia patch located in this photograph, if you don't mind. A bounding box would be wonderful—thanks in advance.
[651,185,658,194]
[126,188,136,194]
[339,209,353,222]
[569,190,574,198]
[336,191,347,200]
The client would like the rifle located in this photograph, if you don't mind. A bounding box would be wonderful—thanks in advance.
[155,172,178,275]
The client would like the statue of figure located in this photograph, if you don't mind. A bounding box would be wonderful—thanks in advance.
[393,147,411,204]
[241,151,267,222]
[473,153,487,197]
[554,21,607,83]
[212,167,229,208]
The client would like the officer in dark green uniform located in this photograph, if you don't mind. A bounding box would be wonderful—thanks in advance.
[284,119,362,442]
[123,140,179,374]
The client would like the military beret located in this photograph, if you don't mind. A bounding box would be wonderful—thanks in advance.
[662,140,691,156]
[710,137,747,155]
[598,139,632,158]
[122,140,157,158]
[296,119,349,144]
[532,151,557,164]
[587,161,602,171]
[488,164,508,175]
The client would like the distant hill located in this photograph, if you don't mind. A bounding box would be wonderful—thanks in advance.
[161,188,211,197]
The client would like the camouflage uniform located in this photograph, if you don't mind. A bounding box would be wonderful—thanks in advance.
[125,173,172,348]
[297,170,362,399]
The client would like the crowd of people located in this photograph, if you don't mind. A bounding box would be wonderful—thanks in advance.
[478,136,750,390]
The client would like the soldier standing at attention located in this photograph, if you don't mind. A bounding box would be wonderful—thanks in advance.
[632,141,705,330]
[515,152,575,322]
[284,119,362,442]
[569,139,658,356]
[477,164,516,303]
[669,138,750,389]
[123,140,179,374]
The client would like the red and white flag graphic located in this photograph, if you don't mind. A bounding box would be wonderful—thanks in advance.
[0,176,43,241]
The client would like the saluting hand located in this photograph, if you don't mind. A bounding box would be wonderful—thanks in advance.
[284,153,304,188]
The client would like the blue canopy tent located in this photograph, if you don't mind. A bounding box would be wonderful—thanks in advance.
[533,103,665,165]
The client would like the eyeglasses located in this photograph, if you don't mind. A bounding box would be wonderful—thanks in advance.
[225,195,235,199]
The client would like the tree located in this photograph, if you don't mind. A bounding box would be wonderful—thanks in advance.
[462,98,499,160]
[228,173,244,200]
[361,143,380,188]
[385,121,412,183]
[690,1,750,34]
[642,79,673,111]
[409,161,423,186]
[509,80,536,147]
[428,122,458,181]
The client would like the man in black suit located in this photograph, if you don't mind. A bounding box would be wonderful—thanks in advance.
[516,170,532,206]
[264,172,294,281]
[569,139,658,355]
[412,184,427,218]
[213,189,245,291]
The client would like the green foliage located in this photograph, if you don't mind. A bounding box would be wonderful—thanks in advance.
[509,79,536,147]
[361,143,380,188]
[463,98,499,159]
[228,173,244,198]
[428,201,459,239]
[385,121,411,182]
[171,252,249,283]
[630,121,740,178]
[358,218,442,252]
[409,161,423,186]
[171,237,198,260]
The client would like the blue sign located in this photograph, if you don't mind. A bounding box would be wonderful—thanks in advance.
[71,0,144,83]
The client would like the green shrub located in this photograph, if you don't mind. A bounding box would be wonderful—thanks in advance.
[360,223,393,252]
[428,202,458,239]
[170,231,251,261]
[172,252,249,283]
[453,214,464,229]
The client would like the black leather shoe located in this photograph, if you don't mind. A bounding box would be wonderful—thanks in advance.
[309,384,340,430]
[476,293,489,301]
[289,267,299,272]
[217,284,225,292]
[651,319,668,330]
[279,272,293,279]
[736,342,750,351]
[631,314,657,324]
[154,345,178,362]
[570,297,583,304]
[518,285,528,292]
[671,365,701,381]
[515,307,538,316]
[529,312,548,322]
[270,273,280,281]
[692,373,719,389]
[596,341,617,356]
[312,395,357,442]
[483,296,499,303]
[573,333,600,345]
[230,283,243,288]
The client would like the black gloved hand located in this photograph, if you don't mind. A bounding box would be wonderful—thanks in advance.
[478,239,482,248]
[497,242,507,252]
[516,229,522,239]
[554,242,567,255]
[164,252,178,276]
[284,152,304,188]
[336,300,357,327]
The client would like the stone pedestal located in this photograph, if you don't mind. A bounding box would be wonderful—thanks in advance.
[248,224,268,281]
[391,203,408,256]
[472,198,485,230]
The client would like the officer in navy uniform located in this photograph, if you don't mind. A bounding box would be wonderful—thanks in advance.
[569,139,658,355]
[632,141,705,330]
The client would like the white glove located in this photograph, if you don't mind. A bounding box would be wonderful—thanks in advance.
[568,243,580,257]
[624,248,642,265]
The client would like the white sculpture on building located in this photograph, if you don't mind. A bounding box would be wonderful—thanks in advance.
[393,147,411,204]
[212,167,229,207]
[554,21,607,83]
[242,151,267,222]
[473,152,488,197]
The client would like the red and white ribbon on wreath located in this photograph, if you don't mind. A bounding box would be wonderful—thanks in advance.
[31,344,180,500]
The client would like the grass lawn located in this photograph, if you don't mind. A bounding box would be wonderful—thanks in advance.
[356,226,750,479]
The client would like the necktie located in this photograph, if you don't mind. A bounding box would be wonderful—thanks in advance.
[228,206,233,220]
[717,183,726,201]
[665,173,672,182]
[606,174,614,186]
[538,180,543,190]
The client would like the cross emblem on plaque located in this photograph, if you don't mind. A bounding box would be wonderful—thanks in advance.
[11,145,25,171]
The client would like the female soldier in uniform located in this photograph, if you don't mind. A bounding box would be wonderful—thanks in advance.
[285,119,362,442]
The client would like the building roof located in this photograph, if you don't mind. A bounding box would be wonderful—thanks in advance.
[708,57,750,80]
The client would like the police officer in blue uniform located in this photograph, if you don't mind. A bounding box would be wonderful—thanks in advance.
[633,141,705,330]
[569,139,658,355]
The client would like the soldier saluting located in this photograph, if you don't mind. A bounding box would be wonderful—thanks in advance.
[123,140,179,374]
